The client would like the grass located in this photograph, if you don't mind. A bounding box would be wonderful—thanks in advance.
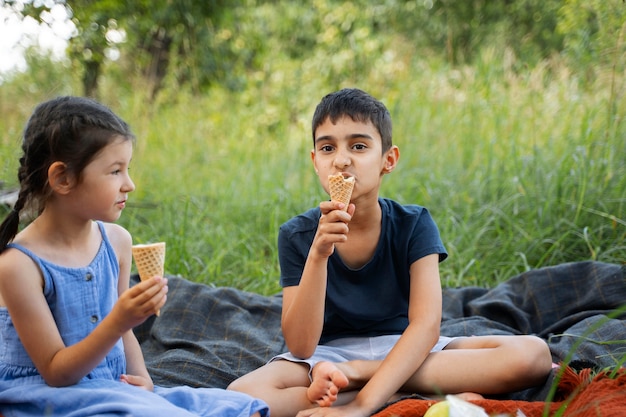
[0,50,625,296]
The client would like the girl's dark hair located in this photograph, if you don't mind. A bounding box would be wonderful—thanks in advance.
[311,88,393,152]
[0,96,135,252]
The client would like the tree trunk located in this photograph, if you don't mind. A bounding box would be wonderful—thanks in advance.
[82,59,101,99]
[144,27,173,99]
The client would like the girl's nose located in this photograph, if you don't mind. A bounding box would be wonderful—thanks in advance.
[124,175,136,192]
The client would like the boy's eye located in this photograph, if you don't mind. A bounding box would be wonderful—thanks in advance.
[320,145,334,152]
[353,143,367,150]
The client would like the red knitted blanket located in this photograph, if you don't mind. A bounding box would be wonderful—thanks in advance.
[372,366,626,417]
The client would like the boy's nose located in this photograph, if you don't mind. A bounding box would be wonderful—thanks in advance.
[334,152,351,168]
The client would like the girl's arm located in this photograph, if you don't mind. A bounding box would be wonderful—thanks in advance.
[120,331,153,389]
[0,225,166,387]
[108,223,155,390]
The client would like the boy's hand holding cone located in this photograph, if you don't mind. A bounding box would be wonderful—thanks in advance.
[131,242,166,316]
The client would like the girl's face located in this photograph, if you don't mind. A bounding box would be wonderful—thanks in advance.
[67,137,135,223]
[311,116,397,204]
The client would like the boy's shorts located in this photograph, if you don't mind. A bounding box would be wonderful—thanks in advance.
[270,334,454,377]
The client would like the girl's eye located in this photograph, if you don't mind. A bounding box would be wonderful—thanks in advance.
[112,169,121,175]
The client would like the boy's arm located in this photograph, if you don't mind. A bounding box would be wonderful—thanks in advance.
[281,247,329,358]
[281,201,354,359]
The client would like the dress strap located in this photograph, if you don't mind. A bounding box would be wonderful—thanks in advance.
[5,243,43,267]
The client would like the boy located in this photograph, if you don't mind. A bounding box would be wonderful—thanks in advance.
[228,88,552,417]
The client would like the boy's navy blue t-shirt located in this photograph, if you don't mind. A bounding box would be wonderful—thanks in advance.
[278,197,448,344]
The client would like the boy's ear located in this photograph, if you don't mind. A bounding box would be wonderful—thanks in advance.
[48,161,75,194]
[311,149,319,173]
[382,145,400,174]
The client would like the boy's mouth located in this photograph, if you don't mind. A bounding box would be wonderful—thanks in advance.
[336,172,354,180]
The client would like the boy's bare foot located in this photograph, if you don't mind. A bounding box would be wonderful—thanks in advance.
[307,361,350,407]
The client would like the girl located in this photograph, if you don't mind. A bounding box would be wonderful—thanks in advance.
[0,96,268,417]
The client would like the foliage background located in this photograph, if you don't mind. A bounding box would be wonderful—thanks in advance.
[1,0,625,295]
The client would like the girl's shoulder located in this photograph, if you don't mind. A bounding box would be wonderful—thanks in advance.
[0,222,43,273]
[99,222,133,270]
[101,221,131,238]
[100,222,132,251]
[0,244,43,307]
[0,244,39,272]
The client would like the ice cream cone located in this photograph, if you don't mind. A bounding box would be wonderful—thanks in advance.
[132,242,166,315]
[328,173,355,210]
[132,242,166,280]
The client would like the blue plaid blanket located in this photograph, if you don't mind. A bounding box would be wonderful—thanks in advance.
[133,261,626,401]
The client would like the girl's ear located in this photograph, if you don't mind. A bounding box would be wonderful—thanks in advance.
[382,145,400,174]
[48,162,74,195]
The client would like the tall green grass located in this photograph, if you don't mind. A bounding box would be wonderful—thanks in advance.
[1,52,624,295]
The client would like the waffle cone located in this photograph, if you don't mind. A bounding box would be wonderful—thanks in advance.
[132,242,165,316]
[132,242,166,281]
[328,173,355,210]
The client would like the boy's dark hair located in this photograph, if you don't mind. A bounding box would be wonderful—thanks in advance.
[0,96,135,252]
[312,88,392,152]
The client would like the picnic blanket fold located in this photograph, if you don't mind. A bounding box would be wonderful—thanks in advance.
[439,261,626,370]
[133,277,285,388]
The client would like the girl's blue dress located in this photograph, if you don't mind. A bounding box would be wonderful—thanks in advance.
[0,221,268,417]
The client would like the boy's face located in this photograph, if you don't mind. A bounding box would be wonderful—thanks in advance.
[311,116,398,202]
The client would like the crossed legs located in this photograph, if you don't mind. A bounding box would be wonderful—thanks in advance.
[227,335,553,417]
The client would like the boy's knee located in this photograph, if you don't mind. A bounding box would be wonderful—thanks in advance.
[227,376,270,398]
[227,378,242,392]
[511,336,552,380]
